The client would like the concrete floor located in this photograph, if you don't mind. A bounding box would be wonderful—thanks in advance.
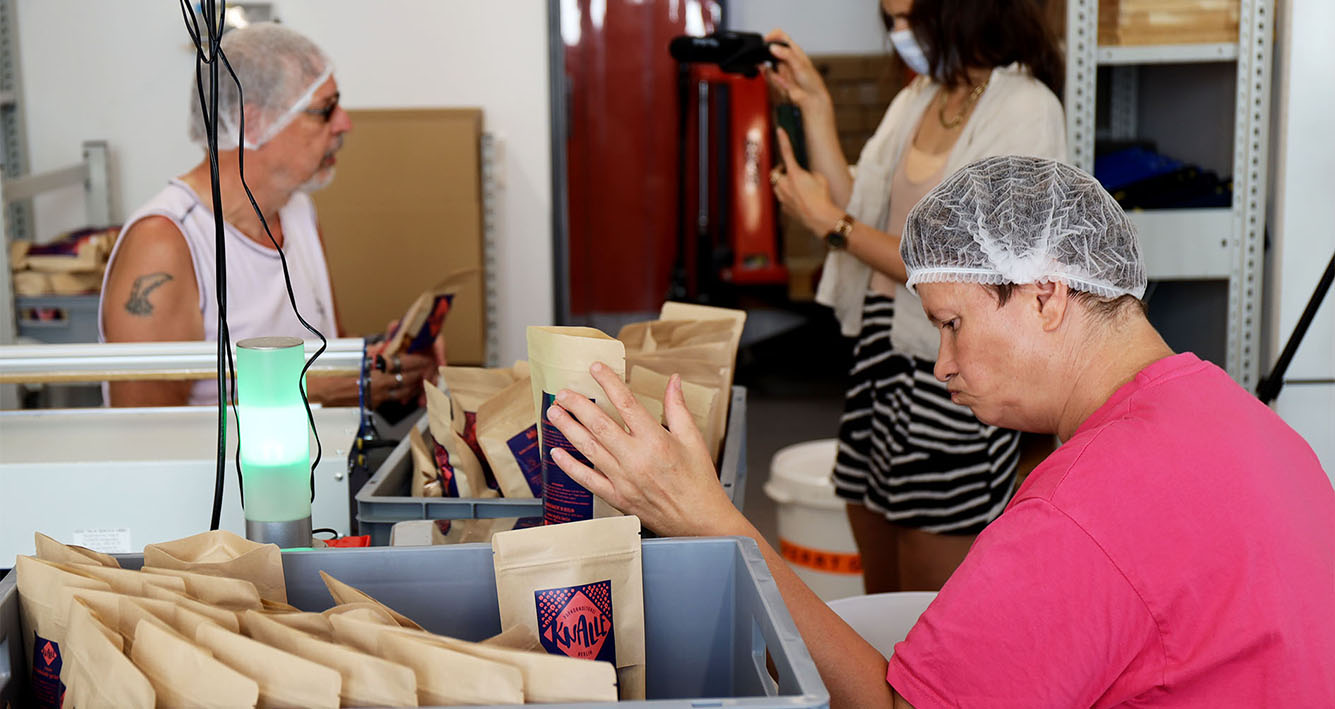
[733,310,850,548]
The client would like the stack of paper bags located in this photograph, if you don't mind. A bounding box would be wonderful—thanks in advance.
[618,302,746,463]
[13,529,619,707]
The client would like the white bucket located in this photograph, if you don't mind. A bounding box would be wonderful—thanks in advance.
[763,439,864,601]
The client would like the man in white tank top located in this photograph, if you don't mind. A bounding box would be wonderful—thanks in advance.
[99,23,440,407]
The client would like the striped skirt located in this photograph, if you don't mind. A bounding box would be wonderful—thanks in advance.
[831,292,1020,534]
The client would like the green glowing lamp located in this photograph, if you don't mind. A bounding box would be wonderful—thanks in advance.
[236,336,312,549]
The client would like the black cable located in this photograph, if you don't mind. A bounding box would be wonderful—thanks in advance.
[1257,249,1335,405]
[181,0,232,531]
[181,0,327,530]
[218,49,328,499]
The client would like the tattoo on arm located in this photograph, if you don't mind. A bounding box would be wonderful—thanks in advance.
[124,272,174,316]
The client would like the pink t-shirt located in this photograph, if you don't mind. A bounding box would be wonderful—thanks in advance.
[886,353,1335,706]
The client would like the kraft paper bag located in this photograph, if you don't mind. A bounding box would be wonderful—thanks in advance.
[476,376,543,499]
[47,562,186,598]
[660,302,746,455]
[260,598,301,613]
[242,610,419,708]
[439,517,524,545]
[660,318,739,348]
[482,624,544,651]
[59,598,155,709]
[130,620,259,709]
[441,364,517,489]
[388,519,449,546]
[628,365,718,438]
[321,603,400,627]
[424,380,489,498]
[660,300,747,330]
[381,268,476,360]
[617,319,733,356]
[527,326,627,525]
[142,529,287,603]
[14,555,112,709]
[319,571,423,630]
[626,353,732,462]
[195,622,342,709]
[61,587,211,652]
[440,365,516,410]
[427,632,618,703]
[140,584,243,633]
[492,515,646,699]
[253,610,333,640]
[33,532,120,569]
[408,425,444,498]
[329,614,524,707]
[141,566,262,610]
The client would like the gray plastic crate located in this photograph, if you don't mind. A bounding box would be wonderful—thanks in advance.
[356,386,749,545]
[15,295,101,344]
[0,537,828,708]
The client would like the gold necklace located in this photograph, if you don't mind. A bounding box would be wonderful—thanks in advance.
[937,77,990,129]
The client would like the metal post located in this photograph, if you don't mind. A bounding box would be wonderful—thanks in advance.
[82,140,111,227]
[1108,66,1139,141]
[0,162,15,408]
[1228,0,1274,391]
[1065,0,1098,172]
[548,0,571,326]
[0,0,28,243]
[481,132,501,367]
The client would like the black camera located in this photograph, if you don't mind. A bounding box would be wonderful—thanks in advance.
[668,31,807,169]
[668,31,783,78]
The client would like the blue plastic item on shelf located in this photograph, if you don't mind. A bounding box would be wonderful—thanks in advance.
[1094,146,1185,191]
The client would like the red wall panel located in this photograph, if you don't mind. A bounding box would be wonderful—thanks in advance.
[564,0,721,315]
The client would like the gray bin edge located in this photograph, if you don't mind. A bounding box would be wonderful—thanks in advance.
[356,386,748,544]
[0,536,828,708]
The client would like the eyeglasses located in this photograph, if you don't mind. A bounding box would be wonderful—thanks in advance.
[302,92,341,123]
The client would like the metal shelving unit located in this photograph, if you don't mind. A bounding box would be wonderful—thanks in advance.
[1097,42,1239,65]
[1065,0,1273,391]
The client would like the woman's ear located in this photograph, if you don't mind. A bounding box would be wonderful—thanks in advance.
[1033,281,1070,332]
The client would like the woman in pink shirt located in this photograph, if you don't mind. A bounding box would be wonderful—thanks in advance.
[544,156,1335,707]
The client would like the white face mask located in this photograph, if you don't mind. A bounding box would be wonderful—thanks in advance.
[889,28,932,78]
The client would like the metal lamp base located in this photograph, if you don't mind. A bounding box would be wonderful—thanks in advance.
[245,516,312,549]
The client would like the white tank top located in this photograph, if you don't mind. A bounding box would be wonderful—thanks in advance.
[99,180,339,405]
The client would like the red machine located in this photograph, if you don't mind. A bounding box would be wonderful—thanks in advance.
[679,65,788,299]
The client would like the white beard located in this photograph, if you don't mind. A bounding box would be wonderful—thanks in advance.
[297,166,335,193]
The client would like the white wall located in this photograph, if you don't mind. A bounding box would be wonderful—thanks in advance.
[726,0,889,55]
[17,0,551,365]
[1269,0,1335,481]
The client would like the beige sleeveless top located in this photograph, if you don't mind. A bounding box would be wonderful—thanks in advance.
[870,145,949,297]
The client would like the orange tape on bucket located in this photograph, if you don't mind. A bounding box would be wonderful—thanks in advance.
[779,539,863,575]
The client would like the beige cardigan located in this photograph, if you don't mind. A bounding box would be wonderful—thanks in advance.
[816,63,1067,358]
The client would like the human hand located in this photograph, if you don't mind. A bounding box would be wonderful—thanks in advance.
[431,332,448,371]
[771,127,843,235]
[545,362,745,538]
[368,319,438,406]
[761,29,832,117]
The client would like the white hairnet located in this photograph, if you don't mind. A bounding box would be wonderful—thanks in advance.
[187,22,333,151]
[902,155,1147,300]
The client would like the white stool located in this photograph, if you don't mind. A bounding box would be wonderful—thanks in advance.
[827,592,937,659]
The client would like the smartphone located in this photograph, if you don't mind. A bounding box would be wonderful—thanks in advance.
[774,103,809,170]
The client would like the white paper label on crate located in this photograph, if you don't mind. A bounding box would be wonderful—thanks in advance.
[71,528,133,554]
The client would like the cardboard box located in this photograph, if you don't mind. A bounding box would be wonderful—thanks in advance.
[1097,0,1239,45]
[313,109,487,364]
[781,212,825,302]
